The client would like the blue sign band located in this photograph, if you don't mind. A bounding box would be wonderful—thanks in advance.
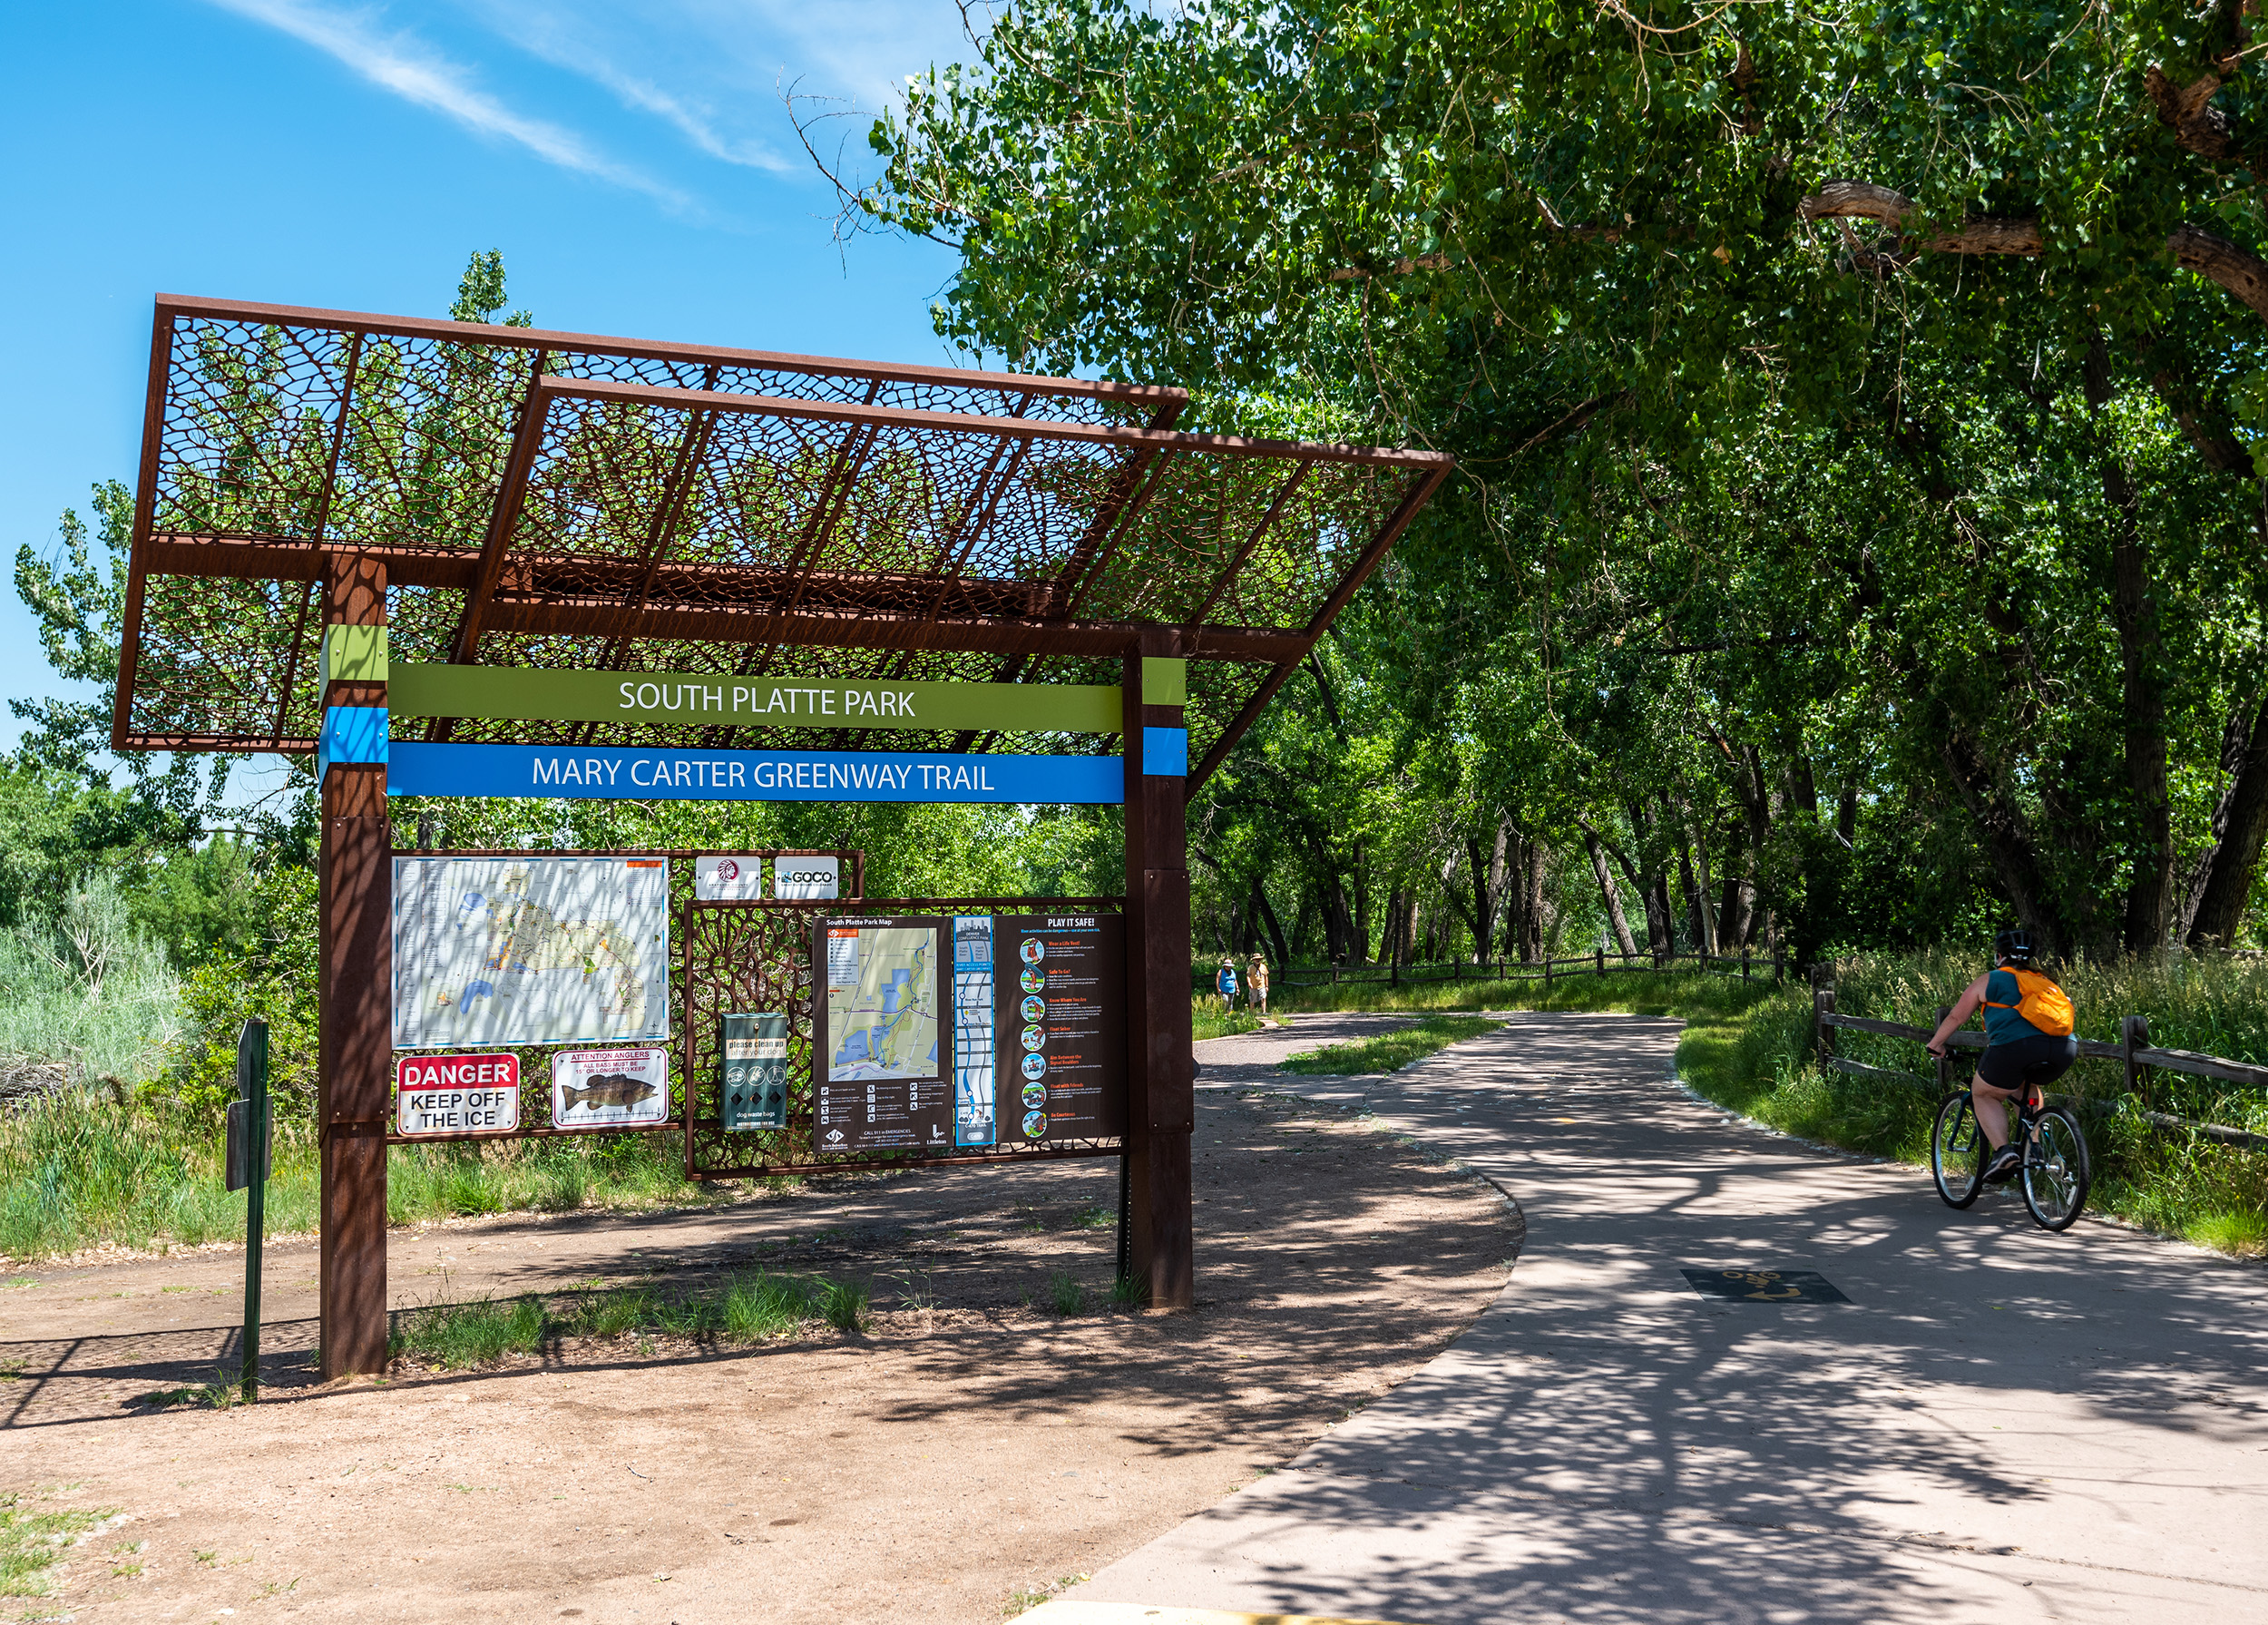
[386,742,1126,804]
[318,706,389,780]
[1141,726,1188,777]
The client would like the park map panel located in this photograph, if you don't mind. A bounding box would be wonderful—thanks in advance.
[392,857,670,1050]
[813,917,951,1153]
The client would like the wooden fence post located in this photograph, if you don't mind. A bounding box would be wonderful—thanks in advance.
[1596,946,1605,976]
[1812,972,1836,1064]
[1935,1006,1951,1096]
[2124,1013,2151,1111]
[1544,955,1554,993]
[1741,951,1750,982]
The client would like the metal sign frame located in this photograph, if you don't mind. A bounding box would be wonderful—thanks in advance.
[110,297,1453,1377]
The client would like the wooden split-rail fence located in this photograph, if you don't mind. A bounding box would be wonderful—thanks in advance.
[1813,987,2268,1153]
[1195,945,1786,994]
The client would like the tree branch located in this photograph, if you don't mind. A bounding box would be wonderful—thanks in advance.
[1801,181,2268,324]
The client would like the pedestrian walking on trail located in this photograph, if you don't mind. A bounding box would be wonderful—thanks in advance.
[1926,929,2078,1185]
[1216,958,1240,1009]
[1249,955,1270,1016]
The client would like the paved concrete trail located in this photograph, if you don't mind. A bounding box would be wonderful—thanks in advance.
[1070,1010,2268,1625]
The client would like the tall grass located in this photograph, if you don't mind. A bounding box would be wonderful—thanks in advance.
[388,1272,844,1367]
[0,1091,766,1262]
[0,876,181,1089]
[1191,994,1266,1041]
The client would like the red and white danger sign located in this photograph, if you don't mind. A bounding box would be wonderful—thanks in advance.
[395,1052,521,1137]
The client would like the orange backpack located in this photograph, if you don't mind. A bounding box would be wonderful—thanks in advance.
[1984,968,2075,1037]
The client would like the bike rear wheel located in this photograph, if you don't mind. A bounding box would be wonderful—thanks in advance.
[1931,1093,1984,1209]
[2021,1105,2091,1231]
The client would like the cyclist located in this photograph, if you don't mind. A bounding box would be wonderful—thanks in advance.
[1926,929,2079,1184]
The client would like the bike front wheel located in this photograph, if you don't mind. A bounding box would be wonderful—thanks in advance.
[2021,1105,2091,1231]
[1931,1092,1984,1209]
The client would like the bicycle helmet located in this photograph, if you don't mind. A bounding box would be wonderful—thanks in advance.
[1994,927,2034,967]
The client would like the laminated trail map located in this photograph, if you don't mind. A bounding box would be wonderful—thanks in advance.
[813,916,949,1153]
[392,857,671,1050]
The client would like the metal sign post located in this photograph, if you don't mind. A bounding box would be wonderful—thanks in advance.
[224,1018,271,1398]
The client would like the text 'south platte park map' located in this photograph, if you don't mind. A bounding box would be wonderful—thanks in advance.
[392,857,670,1050]
[822,924,941,1081]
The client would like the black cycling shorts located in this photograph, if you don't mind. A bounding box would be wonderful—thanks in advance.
[1976,1032,2078,1092]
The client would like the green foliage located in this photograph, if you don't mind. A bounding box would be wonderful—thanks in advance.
[0,1090,320,1260]
[0,874,181,1088]
[126,838,264,970]
[1191,994,1266,1041]
[820,1275,870,1332]
[166,865,317,1117]
[0,1489,115,1598]
[390,1293,549,1368]
[133,1375,245,1411]
[1277,1014,1501,1074]
[841,0,2268,974]
[2184,1209,2268,1256]
[13,485,238,838]
[1044,1270,1087,1315]
[720,1272,828,1339]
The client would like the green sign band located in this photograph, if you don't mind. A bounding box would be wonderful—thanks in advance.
[387,664,1126,733]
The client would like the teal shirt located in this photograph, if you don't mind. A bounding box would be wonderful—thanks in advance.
[1982,968,2044,1043]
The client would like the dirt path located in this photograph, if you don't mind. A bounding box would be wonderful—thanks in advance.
[2,1023,1511,1623]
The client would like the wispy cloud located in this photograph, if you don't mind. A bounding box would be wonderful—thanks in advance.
[203,0,692,207]
[464,1,973,168]
[475,10,797,173]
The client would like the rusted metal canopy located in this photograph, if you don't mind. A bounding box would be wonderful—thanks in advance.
[114,296,1452,787]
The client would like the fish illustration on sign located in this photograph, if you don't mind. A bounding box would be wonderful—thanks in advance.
[559,1072,659,1112]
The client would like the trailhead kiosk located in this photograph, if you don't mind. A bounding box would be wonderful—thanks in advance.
[112,296,1451,1375]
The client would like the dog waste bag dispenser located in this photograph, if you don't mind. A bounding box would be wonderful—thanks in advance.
[722,1012,790,1130]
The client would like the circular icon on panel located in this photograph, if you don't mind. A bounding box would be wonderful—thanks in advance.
[1021,994,1045,1023]
[1020,966,1045,994]
[1022,1051,1048,1081]
[1021,1023,1045,1052]
[1022,1110,1048,1140]
[1022,1080,1048,1109]
[1021,938,1044,965]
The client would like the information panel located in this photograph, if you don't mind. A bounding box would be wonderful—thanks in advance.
[993,914,1126,1143]
[392,856,670,1050]
[811,915,952,1153]
[721,1012,790,1130]
[952,915,998,1147]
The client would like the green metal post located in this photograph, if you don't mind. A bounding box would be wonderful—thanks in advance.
[240,1019,269,1400]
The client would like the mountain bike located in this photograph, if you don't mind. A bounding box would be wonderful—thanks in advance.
[1930,1061,2091,1231]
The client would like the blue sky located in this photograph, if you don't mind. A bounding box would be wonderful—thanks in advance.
[0,0,978,755]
